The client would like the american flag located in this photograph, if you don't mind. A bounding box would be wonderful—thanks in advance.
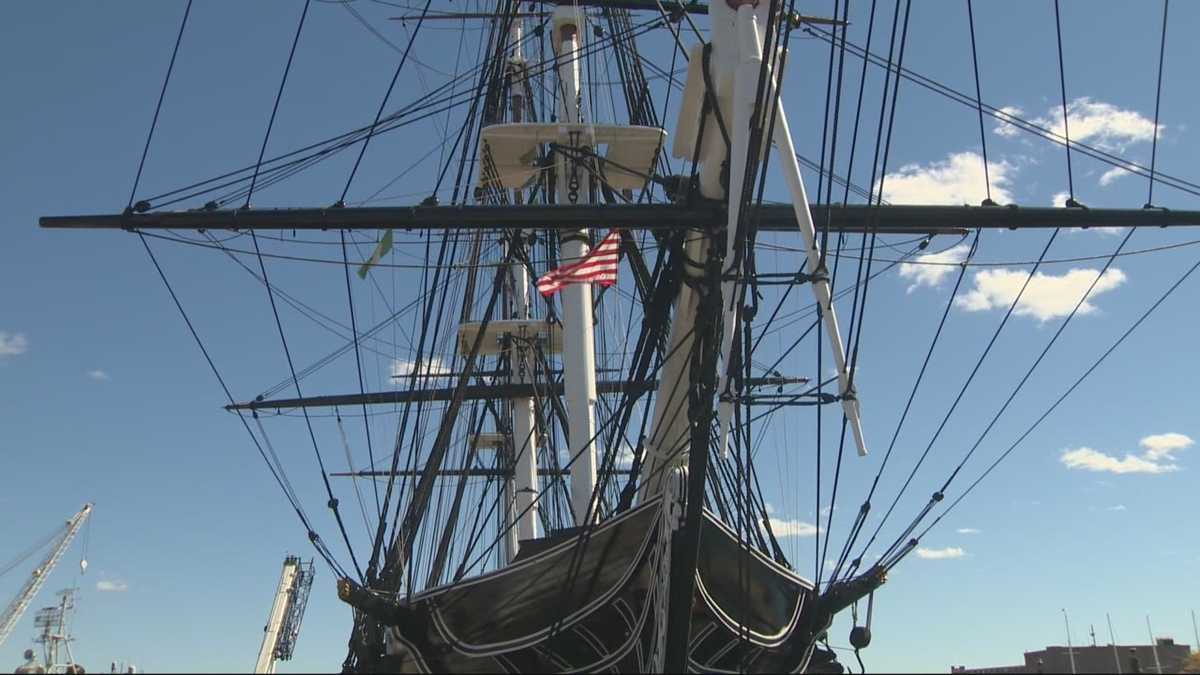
[536,230,622,297]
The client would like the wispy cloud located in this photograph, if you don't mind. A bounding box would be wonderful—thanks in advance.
[87,369,110,381]
[878,152,1014,205]
[956,267,1126,321]
[899,244,971,293]
[96,579,128,592]
[915,546,965,560]
[995,97,1159,151]
[1106,504,1128,512]
[0,332,29,358]
[390,355,451,381]
[955,528,981,535]
[1099,166,1132,186]
[763,518,818,538]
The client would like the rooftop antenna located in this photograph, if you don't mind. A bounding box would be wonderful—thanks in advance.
[1090,624,1098,647]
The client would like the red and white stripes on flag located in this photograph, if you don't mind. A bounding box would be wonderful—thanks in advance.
[537,230,622,297]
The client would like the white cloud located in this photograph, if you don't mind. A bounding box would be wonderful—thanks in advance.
[1062,433,1190,475]
[96,579,128,592]
[0,332,29,357]
[878,152,1014,205]
[88,369,110,381]
[1099,166,1132,186]
[956,528,981,535]
[915,546,965,560]
[1050,191,1070,207]
[993,106,1025,138]
[1138,432,1193,462]
[1106,504,1128,511]
[995,98,1159,151]
[956,267,1126,321]
[899,244,971,293]
[763,517,818,538]
[1060,447,1177,475]
[390,356,451,380]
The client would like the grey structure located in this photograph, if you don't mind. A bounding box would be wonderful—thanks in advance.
[951,638,1192,674]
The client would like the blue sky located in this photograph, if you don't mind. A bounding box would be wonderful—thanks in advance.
[2,1,1199,672]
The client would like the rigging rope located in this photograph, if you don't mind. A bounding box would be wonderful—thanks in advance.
[909,249,1200,553]
[120,0,350,579]
[1146,0,1169,207]
[1052,0,1077,204]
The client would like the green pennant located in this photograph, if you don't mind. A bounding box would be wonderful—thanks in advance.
[357,228,394,279]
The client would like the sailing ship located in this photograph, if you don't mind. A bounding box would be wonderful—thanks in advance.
[39,0,1200,672]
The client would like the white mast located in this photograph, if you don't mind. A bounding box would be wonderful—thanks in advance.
[552,5,600,526]
[504,14,541,560]
[711,2,868,461]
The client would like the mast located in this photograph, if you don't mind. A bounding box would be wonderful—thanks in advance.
[552,4,600,526]
[0,503,92,649]
[505,15,541,558]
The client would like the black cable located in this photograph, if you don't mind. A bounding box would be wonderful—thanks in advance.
[965,0,993,204]
[830,230,979,583]
[126,0,193,209]
[801,24,1200,200]
[245,0,312,208]
[862,228,1060,565]
[910,250,1200,550]
[1053,0,1076,203]
[249,230,365,581]
[340,0,435,202]
[341,231,384,519]
[1146,0,1169,207]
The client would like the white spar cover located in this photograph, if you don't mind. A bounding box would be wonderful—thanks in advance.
[480,123,666,192]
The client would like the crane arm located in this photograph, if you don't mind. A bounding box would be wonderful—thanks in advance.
[0,504,92,648]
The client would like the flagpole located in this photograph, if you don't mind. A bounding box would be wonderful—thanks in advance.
[1108,612,1122,674]
[1147,615,1162,674]
[1063,609,1077,674]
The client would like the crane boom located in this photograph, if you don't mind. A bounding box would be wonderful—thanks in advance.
[0,503,93,649]
[253,556,314,674]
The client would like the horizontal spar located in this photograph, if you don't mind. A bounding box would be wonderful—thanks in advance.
[40,203,1200,233]
[227,376,808,411]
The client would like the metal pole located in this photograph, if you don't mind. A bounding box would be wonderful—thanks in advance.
[1108,612,1123,674]
[1063,608,1077,674]
[1147,616,1162,674]
[1192,610,1199,656]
